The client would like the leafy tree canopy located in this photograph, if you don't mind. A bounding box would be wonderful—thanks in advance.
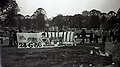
[0,0,19,22]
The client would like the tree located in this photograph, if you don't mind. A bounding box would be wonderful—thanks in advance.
[116,8,120,29]
[112,8,120,67]
[51,14,65,29]
[107,11,117,29]
[112,43,120,67]
[24,15,32,30]
[100,13,108,29]
[33,8,47,30]
[89,9,101,29]
[17,14,25,30]
[0,0,20,27]
[72,14,83,28]
[82,10,91,29]
[82,10,90,16]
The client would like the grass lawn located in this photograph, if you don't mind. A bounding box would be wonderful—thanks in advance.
[1,43,112,67]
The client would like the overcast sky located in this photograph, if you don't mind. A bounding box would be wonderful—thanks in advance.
[16,0,120,18]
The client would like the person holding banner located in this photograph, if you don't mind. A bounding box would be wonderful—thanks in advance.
[39,33,50,46]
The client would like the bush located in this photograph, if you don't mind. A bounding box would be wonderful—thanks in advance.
[112,43,120,65]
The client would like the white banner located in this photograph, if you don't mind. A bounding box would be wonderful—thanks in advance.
[17,32,74,48]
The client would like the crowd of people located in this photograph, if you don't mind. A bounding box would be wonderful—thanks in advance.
[0,27,120,47]
[79,28,120,45]
[0,28,22,47]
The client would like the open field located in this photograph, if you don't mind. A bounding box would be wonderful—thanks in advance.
[1,43,114,67]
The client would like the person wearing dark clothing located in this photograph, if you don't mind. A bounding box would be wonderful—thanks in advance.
[95,34,98,43]
[28,30,35,33]
[109,29,114,42]
[101,31,107,53]
[19,29,22,33]
[108,30,112,42]
[0,32,3,44]
[9,30,14,47]
[110,30,114,42]
[0,38,3,44]
[116,29,120,43]
[112,30,117,43]
[102,31,107,44]
[77,34,80,38]
[13,31,18,46]
[94,30,99,43]
[89,31,94,43]
[80,29,86,44]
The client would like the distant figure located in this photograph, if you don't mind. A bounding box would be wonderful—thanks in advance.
[0,38,3,44]
[80,29,86,44]
[89,31,94,43]
[28,30,34,33]
[0,32,3,44]
[112,29,117,43]
[108,29,112,42]
[94,30,99,43]
[19,29,22,33]
[102,31,107,45]
[9,29,14,47]
[30,31,34,33]
[101,30,107,53]
[116,28,120,43]
[13,30,18,46]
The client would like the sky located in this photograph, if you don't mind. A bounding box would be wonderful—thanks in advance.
[16,0,120,18]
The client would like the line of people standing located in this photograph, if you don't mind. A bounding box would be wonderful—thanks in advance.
[8,29,18,47]
[80,29,100,44]
[102,28,120,44]
[89,30,100,43]
[80,28,120,45]
[7,29,22,47]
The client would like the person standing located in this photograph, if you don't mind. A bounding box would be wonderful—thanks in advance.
[112,29,117,43]
[80,29,86,44]
[89,31,94,43]
[94,29,99,43]
[102,30,107,44]
[9,29,14,47]
[13,30,18,47]
[0,32,3,44]
[116,28,120,43]
[108,29,112,42]
[101,30,107,53]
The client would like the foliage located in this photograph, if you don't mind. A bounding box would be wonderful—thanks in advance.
[18,8,47,30]
[0,0,19,27]
[51,14,65,29]
[112,43,120,64]
[82,10,90,16]
[107,16,117,29]
[90,15,100,28]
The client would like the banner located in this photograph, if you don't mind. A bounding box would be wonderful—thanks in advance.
[17,32,74,48]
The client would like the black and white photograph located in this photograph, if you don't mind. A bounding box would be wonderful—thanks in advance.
[0,0,120,67]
